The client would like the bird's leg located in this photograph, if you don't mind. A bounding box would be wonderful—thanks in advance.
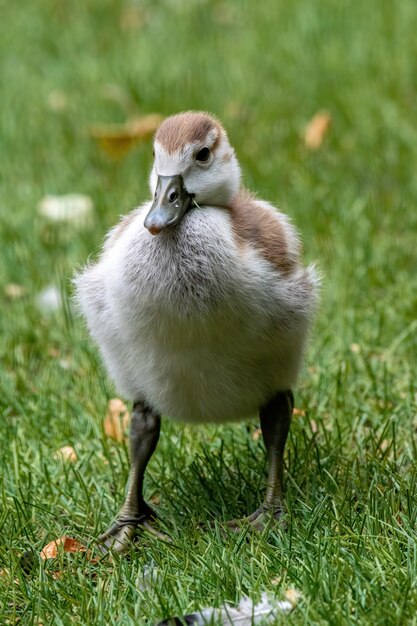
[227,390,293,532]
[98,400,166,553]
[257,390,293,525]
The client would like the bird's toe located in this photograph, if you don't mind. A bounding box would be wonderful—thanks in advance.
[226,504,287,533]
[97,510,172,555]
[98,522,137,554]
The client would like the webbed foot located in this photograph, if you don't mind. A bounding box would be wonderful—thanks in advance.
[98,505,171,554]
[226,390,293,534]
[226,503,287,532]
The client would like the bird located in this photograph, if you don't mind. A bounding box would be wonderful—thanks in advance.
[74,111,319,552]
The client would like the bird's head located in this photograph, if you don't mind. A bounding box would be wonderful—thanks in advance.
[145,111,241,235]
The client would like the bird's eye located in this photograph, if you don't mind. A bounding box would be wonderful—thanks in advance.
[196,147,210,162]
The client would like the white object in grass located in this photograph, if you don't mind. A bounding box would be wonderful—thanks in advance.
[156,591,301,625]
[38,194,94,228]
[36,285,62,313]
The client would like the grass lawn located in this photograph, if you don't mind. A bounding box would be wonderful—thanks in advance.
[1,0,417,623]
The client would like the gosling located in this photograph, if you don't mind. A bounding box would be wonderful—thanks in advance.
[75,111,319,552]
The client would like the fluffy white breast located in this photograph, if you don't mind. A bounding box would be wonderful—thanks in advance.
[75,203,317,423]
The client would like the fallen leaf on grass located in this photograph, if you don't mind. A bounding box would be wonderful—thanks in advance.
[40,536,87,560]
[284,588,302,608]
[90,113,163,158]
[39,536,101,580]
[104,398,130,442]
[304,111,331,150]
[292,407,306,417]
[38,194,94,228]
[54,446,77,463]
[4,283,26,300]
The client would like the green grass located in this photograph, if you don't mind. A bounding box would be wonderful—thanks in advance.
[1,0,417,624]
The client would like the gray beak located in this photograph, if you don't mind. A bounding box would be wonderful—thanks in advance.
[144,175,193,235]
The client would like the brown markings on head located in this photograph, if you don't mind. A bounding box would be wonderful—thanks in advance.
[229,189,299,275]
[155,111,223,154]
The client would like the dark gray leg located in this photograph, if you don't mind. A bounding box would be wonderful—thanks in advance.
[227,390,293,531]
[259,390,293,518]
[99,400,165,552]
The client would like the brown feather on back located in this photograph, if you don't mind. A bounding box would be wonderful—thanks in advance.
[229,189,299,276]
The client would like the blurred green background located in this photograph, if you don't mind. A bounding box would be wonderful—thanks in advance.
[1,1,417,624]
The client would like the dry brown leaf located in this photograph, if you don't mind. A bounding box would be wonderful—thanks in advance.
[90,114,163,159]
[292,407,306,417]
[40,536,87,560]
[104,398,130,442]
[304,111,331,149]
[150,494,160,506]
[252,427,262,441]
[4,283,26,300]
[54,445,77,463]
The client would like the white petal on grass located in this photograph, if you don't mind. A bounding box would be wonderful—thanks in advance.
[38,194,94,228]
[37,286,62,313]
